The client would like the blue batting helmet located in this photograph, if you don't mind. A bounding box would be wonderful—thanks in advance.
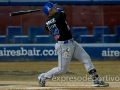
[42,2,56,16]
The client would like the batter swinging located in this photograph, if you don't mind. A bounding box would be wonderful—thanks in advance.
[38,2,109,87]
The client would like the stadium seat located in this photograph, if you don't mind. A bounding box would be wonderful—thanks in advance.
[72,27,88,42]
[102,35,118,43]
[21,36,29,44]
[35,35,51,44]
[80,35,95,43]
[114,26,120,39]
[28,27,45,43]
[13,36,29,44]
[6,26,22,43]
[49,35,56,43]
[93,26,110,43]
[13,36,21,44]
[0,36,7,44]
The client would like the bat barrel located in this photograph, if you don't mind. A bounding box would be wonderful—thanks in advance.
[10,9,42,17]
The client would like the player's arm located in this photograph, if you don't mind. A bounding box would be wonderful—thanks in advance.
[45,24,52,35]
[45,24,51,35]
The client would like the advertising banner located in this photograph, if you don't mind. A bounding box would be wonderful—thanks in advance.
[0,44,120,61]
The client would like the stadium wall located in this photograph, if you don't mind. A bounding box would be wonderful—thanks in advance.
[0,5,120,35]
[0,44,120,61]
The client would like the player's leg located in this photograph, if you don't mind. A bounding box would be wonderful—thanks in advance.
[73,41,109,87]
[73,41,94,72]
[38,42,74,86]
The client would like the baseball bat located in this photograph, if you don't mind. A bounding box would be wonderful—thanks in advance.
[10,9,42,17]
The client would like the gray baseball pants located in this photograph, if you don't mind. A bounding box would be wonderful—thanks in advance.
[38,39,95,79]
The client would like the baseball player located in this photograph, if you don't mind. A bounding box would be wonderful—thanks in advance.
[38,2,109,87]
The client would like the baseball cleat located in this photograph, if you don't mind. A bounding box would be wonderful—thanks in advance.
[92,80,109,87]
[38,73,46,87]
[39,78,46,87]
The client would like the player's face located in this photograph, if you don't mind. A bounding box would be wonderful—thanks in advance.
[49,8,57,16]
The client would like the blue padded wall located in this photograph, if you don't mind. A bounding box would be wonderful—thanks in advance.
[93,0,120,5]
[51,0,92,5]
[9,0,49,6]
[1,0,120,6]
[0,0,9,6]
[9,0,92,5]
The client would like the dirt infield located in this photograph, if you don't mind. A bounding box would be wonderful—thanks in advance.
[0,81,120,90]
[0,61,119,90]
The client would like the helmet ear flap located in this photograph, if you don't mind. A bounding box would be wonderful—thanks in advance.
[57,8,63,12]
